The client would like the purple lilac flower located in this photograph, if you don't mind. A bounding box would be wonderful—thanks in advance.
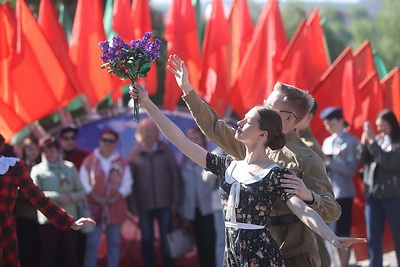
[145,39,162,61]
[99,40,111,63]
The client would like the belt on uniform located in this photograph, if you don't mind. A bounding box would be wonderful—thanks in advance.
[268,214,300,226]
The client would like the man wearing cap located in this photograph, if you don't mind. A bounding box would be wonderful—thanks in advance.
[320,107,360,267]
[167,55,341,266]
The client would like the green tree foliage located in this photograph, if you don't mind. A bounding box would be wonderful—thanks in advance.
[373,0,400,70]
[319,6,351,62]
[280,1,307,40]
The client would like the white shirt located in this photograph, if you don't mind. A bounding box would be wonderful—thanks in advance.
[79,148,133,197]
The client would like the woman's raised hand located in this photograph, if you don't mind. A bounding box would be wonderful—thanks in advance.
[167,54,193,94]
[129,82,149,104]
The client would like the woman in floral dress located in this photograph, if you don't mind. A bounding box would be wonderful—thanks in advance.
[129,83,366,266]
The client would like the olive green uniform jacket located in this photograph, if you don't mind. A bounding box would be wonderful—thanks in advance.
[299,126,332,267]
[182,91,341,262]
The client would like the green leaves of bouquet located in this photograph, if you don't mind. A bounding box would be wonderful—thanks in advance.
[99,33,162,122]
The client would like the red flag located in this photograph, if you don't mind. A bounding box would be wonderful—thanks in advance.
[69,0,114,107]
[198,0,230,115]
[164,0,201,111]
[353,40,375,86]
[0,98,27,143]
[311,47,357,143]
[229,0,287,117]
[278,9,329,93]
[0,3,14,104]
[352,71,383,136]
[8,0,65,122]
[38,0,80,106]
[112,0,133,41]
[228,0,254,88]
[1,3,28,134]
[381,67,400,119]
[131,0,158,96]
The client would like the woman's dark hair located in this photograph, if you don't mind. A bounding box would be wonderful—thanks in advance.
[21,135,41,163]
[255,106,286,150]
[377,109,400,143]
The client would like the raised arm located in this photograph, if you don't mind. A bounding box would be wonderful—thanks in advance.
[129,83,208,169]
[286,196,366,249]
[167,54,246,159]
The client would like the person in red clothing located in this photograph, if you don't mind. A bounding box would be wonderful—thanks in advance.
[0,133,96,267]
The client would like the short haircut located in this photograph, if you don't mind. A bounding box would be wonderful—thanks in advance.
[309,101,318,116]
[274,82,314,122]
[60,126,78,137]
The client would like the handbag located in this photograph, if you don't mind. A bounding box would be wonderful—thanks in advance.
[163,226,193,259]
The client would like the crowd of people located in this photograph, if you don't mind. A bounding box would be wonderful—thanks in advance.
[1,53,399,267]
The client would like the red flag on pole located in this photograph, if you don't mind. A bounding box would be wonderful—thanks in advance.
[352,71,383,136]
[69,0,113,107]
[164,0,201,111]
[112,0,133,41]
[353,40,375,86]
[228,0,254,88]
[278,9,329,93]
[0,98,27,143]
[38,0,80,105]
[198,0,230,115]
[0,3,29,140]
[229,0,287,118]
[9,0,62,121]
[311,47,356,143]
[382,67,400,119]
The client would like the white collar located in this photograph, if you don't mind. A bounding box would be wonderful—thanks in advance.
[0,156,20,175]
[94,148,119,162]
[224,161,278,222]
[224,160,278,185]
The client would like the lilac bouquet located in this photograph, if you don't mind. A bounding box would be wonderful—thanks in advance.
[99,32,162,122]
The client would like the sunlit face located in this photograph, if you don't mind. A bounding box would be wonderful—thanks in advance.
[376,117,391,135]
[235,108,263,142]
[43,145,59,163]
[99,133,117,157]
[323,118,344,134]
[141,124,159,146]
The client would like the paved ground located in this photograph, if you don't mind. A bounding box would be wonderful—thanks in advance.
[349,250,397,267]
[328,244,398,267]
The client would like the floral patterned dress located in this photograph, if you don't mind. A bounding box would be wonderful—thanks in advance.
[206,153,292,267]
